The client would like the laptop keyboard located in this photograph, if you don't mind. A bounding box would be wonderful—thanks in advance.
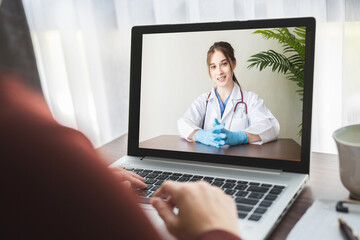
[124,167,286,222]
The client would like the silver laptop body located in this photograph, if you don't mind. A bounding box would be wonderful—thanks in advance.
[111,17,316,240]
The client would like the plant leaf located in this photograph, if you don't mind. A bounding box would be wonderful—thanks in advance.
[253,28,306,60]
[248,27,306,135]
[247,50,292,74]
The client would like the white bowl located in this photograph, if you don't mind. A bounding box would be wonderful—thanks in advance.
[333,124,360,200]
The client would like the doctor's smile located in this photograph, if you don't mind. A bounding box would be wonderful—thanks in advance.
[209,53,234,89]
[178,41,280,148]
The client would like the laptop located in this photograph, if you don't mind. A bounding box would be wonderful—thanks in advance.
[111,17,315,240]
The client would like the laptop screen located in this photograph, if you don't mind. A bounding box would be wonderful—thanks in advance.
[128,18,315,174]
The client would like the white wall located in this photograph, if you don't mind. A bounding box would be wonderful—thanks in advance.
[140,28,302,144]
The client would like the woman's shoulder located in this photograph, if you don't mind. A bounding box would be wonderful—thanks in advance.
[195,91,212,101]
[188,91,213,109]
[242,89,266,106]
[242,89,260,100]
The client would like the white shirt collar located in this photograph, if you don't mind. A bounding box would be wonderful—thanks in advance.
[210,83,243,101]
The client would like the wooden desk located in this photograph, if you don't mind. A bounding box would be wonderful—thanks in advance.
[139,135,301,161]
[97,134,349,240]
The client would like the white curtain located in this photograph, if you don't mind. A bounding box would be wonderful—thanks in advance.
[22,0,360,153]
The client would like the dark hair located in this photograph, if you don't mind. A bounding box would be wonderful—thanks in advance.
[206,41,240,87]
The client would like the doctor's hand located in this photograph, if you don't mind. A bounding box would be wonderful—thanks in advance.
[151,181,240,240]
[110,167,147,189]
[213,119,248,146]
[194,123,226,148]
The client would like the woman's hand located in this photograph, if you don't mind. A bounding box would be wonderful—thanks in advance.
[213,119,248,145]
[110,167,147,189]
[151,181,240,240]
[192,122,226,148]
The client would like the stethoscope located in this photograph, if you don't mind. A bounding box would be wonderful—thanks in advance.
[202,87,248,130]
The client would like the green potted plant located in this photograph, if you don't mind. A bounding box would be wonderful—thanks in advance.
[247,27,306,135]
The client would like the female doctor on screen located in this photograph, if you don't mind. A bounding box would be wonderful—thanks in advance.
[177,41,280,148]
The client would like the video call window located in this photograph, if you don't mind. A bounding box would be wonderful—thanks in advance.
[139,27,306,162]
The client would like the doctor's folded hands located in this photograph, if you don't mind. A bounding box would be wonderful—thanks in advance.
[178,41,280,147]
[213,118,249,146]
[193,121,226,148]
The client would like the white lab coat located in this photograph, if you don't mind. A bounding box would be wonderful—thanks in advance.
[177,84,280,145]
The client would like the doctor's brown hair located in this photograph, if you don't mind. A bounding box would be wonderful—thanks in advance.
[206,41,240,87]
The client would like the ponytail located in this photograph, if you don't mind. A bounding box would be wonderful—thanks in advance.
[233,74,240,88]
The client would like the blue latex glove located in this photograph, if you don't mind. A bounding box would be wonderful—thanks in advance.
[194,121,226,148]
[213,119,248,145]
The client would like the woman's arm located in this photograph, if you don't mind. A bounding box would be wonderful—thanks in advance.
[1,75,241,240]
[0,75,162,240]
[245,131,261,143]
[178,93,208,141]
[244,92,280,144]
[188,129,199,141]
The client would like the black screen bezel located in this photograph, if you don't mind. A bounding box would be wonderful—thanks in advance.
[128,17,315,174]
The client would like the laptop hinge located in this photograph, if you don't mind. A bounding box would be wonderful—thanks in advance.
[142,156,283,175]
